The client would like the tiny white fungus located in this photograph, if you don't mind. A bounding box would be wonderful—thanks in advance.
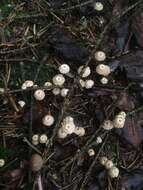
[39,134,48,144]
[94,51,106,61]
[108,166,119,178]
[52,74,65,86]
[18,100,26,108]
[96,64,111,76]
[52,88,61,95]
[88,149,95,156]
[78,66,91,78]
[74,127,85,137]
[34,89,45,101]
[0,159,5,167]
[85,80,94,89]
[42,114,55,127]
[59,64,70,74]
[61,88,69,97]
[94,2,104,11]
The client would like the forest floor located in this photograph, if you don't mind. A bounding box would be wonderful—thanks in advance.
[0,0,143,190]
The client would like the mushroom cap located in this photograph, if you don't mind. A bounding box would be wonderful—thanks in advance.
[94,51,106,61]
[59,64,70,74]
[85,80,94,89]
[108,166,119,178]
[78,66,91,78]
[61,122,76,134]
[39,134,48,144]
[99,156,108,166]
[42,115,55,126]
[105,160,114,169]
[0,159,5,167]
[52,74,65,86]
[113,116,125,128]
[93,2,104,11]
[61,88,69,97]
[74,127,85,136]
[96,64,111,76]
[58,128,68,139]
[52,88,61,95]
[34,89,45,101]
[30,154,43,172]
[88,149,95,156]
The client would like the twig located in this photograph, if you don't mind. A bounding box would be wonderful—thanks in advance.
[23,137,42,154]
[37,175,43,190]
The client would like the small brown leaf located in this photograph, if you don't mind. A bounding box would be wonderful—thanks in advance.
[116,92,135,111]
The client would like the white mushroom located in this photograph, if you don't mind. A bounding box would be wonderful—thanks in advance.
[78,66,91,78]
[52,88,61,95]
[85,80,94,89]
[113,111,126,129]
[94,51,106,61]
[61,120,76,134]
[79,79,85,87]
[88,149,95,157]
[99,156,108,166]
[0,159,5,167]
[108,166,119,178]
[18,100,26,108]
[59,64,70,74]
[113,116,126,128]
[44,81,52,88]
[42,114,55,127]
[34,89,45,101]
[52,74,65,86]
[74,127,85,137]
[39,134,48,144]
[119,111,126,118]
[96,136,102,144]
[63,116,74,123]
[21,80,34,89]
[105,160,114,169]
[58,128,68,139]
[61,88,69,97]
[96,64,111,76]
[32,134,39,142]
[93,2,104,11]
[100,77,108,84]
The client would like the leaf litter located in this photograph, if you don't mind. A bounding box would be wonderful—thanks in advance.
[0,0,143,190]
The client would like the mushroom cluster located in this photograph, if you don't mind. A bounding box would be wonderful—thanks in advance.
[100,111,126,130]
[32,134,49,145]
[94,51,110,84]
[58,116,85,139]
[78,66,94,89]
[99,156,119,178]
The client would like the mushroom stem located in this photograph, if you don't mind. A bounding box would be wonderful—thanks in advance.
[37,174,43,190]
